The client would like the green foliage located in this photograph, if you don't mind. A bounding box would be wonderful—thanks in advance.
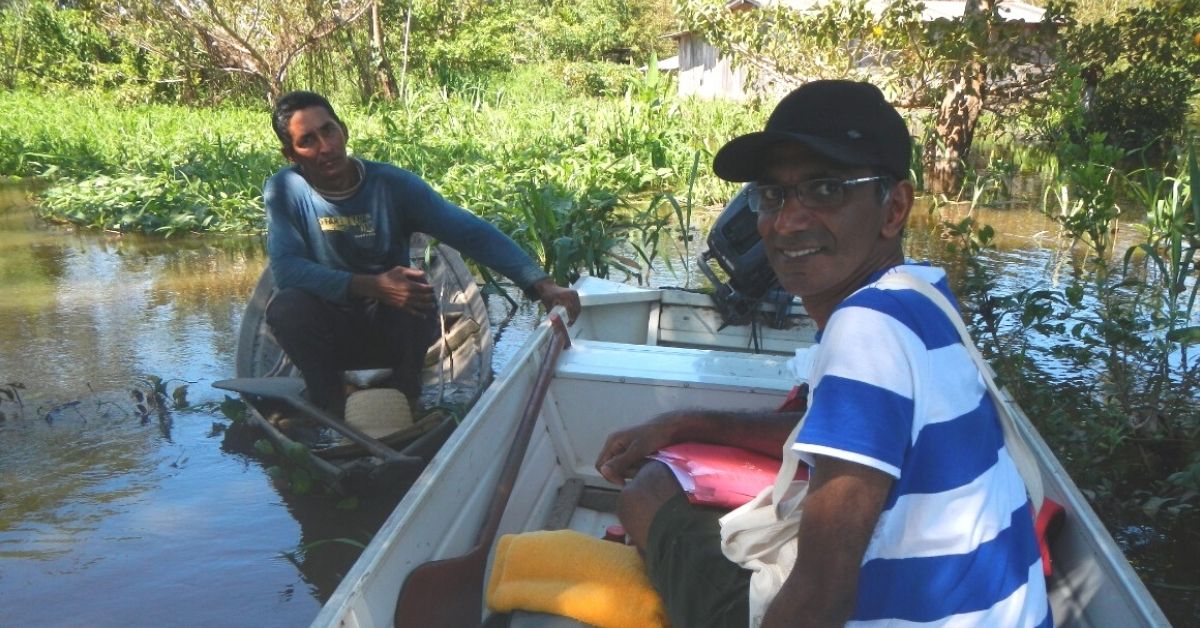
[0,67,748,279]
[1041,132,1127,257]
[402,0,531,86]
[391,0,674,92]
[674,0,1055,109]
[218,396,247,423]
[1053,0,1200,152]
[1,0,677,104]
[938,216,996,257]
[0,90,275,235]
[952,149,1200,534]
[551,61,642,98]
[535,0,677,63]
[1,1,123,89]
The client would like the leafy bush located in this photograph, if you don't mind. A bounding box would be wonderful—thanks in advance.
[552,62,641,98]
[1056,0,1200,152]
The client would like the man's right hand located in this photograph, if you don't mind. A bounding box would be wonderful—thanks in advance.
[351,266,437,316]
[595,417,681,486]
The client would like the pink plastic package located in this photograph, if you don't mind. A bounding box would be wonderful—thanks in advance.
[648,442,809,509]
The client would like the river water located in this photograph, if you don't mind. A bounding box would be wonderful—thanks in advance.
[1,183,1195,625]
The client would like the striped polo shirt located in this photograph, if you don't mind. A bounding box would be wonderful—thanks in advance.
[793,264,1051,626]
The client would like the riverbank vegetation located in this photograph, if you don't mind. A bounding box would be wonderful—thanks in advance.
[2,0,1199,621]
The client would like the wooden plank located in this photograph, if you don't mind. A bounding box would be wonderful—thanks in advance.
[657,303,817,355]
[646,302,661,346]
[577,487,619,514]
[542,478,585,531]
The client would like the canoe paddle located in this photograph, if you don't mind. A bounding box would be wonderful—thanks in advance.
[392,309,571,627]
[212,375,422,467]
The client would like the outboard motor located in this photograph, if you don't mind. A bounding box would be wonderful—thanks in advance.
[698,185,795,331]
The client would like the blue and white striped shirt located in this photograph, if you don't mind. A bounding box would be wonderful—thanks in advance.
[793,264,1051,627]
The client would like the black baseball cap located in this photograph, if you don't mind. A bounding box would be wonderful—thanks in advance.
[713,80,912,182]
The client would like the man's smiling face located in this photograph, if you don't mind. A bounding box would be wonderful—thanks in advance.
[756,143,908,318]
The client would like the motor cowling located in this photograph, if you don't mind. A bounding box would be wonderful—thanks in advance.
[699,185,794,329]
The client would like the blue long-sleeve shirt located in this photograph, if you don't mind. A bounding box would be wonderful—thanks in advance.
[264,160,548,303]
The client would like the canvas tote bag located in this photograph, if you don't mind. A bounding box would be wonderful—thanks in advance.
[718,271,1046,627]
[718,347,816,628]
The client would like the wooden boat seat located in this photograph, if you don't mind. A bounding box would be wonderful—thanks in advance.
[654,298,816,355]
[556,339,796,392]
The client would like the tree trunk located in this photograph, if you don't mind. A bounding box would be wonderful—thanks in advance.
[342,23,376,101]
[371,1,398,100]
[923,62,985,195]
[922,0,993,196]
[400,0,413,98]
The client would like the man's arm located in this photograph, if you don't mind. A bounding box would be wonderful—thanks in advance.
[265,174,356,303]
[595,406,803,486]
[762,455,893,628]
[396,171,580,319]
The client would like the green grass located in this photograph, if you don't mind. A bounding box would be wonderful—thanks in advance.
[0,73,750,278]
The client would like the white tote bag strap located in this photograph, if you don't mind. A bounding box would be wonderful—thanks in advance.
[770,407,809,508]
[879,271,1045,511]
[769,347,818,510]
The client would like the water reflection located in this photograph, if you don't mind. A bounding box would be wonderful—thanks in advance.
[0,191,262,401]
[0,187,334,626]
[0,185,542,627]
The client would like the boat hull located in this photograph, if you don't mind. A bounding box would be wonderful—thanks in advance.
[228,235,494,493]
[316,278,1168,627]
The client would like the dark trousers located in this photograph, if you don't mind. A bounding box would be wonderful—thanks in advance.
[265,288,438,413]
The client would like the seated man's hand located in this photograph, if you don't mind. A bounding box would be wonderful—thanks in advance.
[352,266,437,316]
[532,278,581,323]
[595,419,680,486]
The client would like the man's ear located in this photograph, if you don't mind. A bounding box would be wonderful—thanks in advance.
[881,180,914,239]
[281,146,296,164]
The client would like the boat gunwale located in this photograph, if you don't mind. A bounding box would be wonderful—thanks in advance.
[311,307,566,628]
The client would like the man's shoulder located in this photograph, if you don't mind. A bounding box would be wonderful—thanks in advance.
[833,265,959,348]
[266,164,303,183]
[847,265,949,308]
[362,160,420,184]
[264,165,308,195]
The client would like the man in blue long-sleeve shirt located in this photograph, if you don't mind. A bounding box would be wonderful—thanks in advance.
[264,91,579,416]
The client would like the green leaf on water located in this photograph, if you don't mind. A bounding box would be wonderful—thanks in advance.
[283,441,310,466]
[290,468,313,495]
[219,395,246,423]
[253,438,275,456]
[265,465,285,480]
[336,496,360,511]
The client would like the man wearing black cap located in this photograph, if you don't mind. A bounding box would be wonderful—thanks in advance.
[596,81,1048,627]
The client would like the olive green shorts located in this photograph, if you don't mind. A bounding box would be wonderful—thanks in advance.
[644,493,751,628]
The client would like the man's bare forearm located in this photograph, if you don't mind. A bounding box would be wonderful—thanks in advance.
[658,409,802,459]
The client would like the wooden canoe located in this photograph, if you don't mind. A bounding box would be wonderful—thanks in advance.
[314,277,1169,627]
[223,234,494,494]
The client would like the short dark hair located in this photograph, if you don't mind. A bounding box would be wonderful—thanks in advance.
[271,91,345,148]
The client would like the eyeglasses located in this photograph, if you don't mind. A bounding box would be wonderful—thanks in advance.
[748,176,890,214]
